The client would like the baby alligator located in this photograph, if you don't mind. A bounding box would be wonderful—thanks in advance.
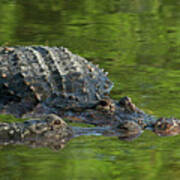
[0,114,73,150]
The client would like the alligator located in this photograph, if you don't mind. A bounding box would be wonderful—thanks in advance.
[0,46,179,149]
[0,114,73,150]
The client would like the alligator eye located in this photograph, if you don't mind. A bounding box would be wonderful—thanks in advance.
[99,100,108,106]
[54,120,61,125]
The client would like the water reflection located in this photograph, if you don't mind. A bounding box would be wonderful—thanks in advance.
[0,136,68,151]
[0,0,179,179]
[1,132,180,179]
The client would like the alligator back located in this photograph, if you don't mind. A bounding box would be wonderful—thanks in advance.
[0,46,113,116]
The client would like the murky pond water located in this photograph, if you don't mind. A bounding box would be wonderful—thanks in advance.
[0,0,180,179]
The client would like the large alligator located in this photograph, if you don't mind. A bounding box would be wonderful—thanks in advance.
[0,46,179,149]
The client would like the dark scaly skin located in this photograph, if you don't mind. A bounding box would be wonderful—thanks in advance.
[153,118,180,136]
[0,46,180,149]
[0,46,112,116]
[0,114,73,150]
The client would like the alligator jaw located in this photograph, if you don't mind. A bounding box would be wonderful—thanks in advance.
[1,97,180,150]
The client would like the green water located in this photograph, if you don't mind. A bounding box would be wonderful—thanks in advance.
[0,0,180,179]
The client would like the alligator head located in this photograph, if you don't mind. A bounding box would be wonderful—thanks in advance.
[0,114,73,150]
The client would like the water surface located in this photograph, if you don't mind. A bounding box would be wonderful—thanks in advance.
[0,0,180,179]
